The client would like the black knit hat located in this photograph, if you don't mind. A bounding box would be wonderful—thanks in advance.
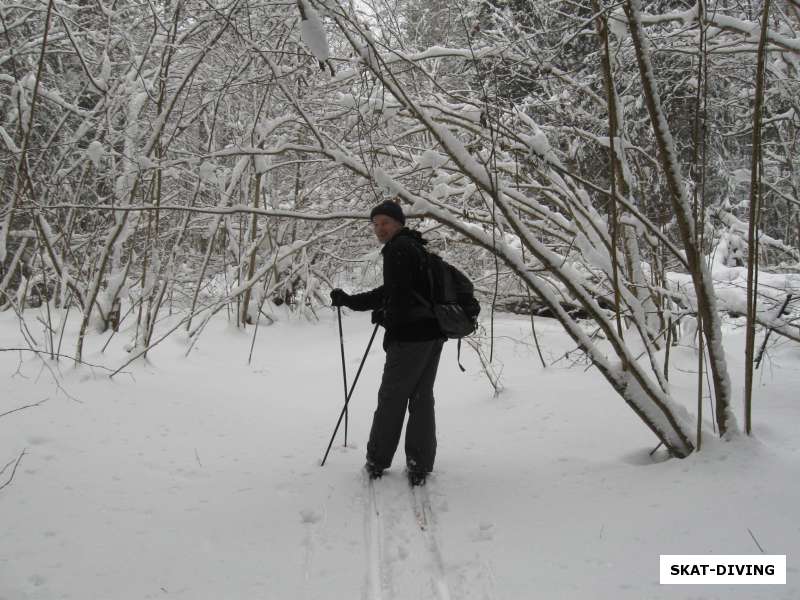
[369,200,405,225]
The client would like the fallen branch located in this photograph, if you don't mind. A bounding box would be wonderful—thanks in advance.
[755,294,794,368]
[0,348,117,372]
[0,397,49,420]
[747,527,766,553]
[0,449,27,493]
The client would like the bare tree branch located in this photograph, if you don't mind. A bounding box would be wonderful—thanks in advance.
[0,397,49,420]
[0,449,27,493]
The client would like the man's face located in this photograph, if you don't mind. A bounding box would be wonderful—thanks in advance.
[372,214,403,244]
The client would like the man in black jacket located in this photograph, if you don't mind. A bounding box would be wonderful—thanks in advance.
[330,200,444,486]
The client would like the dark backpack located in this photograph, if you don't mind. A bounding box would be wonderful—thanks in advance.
[412,251,480,370]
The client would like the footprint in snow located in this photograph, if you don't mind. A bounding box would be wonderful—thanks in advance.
[469,521,495,542]
[26,435,50,446]
[396,544,409,561]
[299,509,322,524]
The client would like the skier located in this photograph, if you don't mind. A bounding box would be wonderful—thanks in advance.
[330,200,444,486]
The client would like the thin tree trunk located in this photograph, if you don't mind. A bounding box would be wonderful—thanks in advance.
[0,238,28,310]
[691,0,709,451]
[592,0,626,341]
[75,215,131,364]
[240,170,263,325]
[744,0,772,436]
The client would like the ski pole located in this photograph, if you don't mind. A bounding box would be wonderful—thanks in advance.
[337,307,349,447]
[320,323,380,466]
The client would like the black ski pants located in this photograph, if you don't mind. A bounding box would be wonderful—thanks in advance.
[367,338,445,473]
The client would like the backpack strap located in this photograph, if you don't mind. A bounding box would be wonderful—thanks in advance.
[416,244,435,303]
[457,338,466,372]
[411,245,435,312]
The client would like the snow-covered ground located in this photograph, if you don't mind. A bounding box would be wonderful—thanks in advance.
[1,305,798,599]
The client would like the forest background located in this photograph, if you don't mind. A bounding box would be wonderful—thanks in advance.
[2,0,800,458]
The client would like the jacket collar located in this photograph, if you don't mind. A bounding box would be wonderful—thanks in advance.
[381,227,427,253]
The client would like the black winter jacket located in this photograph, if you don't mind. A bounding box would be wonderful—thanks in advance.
[346,228,442,345]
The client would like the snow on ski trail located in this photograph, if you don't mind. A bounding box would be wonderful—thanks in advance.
[1,305,799,599]
[362,473,458,600]
[364,475,386,600]
[408,482,455,600]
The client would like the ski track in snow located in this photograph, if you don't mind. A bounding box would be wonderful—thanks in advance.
[370,474,435,600]
[364,474,389,600]
[299,505,321,598]
[409,484,452,600]
[362,472,495,600]
[411,480,497,600]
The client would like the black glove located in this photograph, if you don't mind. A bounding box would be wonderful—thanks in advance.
[330,288,350,307]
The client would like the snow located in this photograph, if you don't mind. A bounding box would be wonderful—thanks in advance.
[636,3,799,53]
[198,161,217,184]
[253,154,269,175]
[97,51,111,92]
[515,112,563,167]
[731,168,752,185]
[671,263,800,322]
[608,9,629,41]
[639,4,699,27]
[417,149,448,171]
[2,301,798,599]
[299,0,330,63]
[0,125,20,153]
[357,43,380,70]
[711,13,800,52]
[86,140,104,168]
[373,166,405,196]
[127,92,148,127]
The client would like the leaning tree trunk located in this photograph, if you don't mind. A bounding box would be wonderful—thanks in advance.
[623,0,736,438]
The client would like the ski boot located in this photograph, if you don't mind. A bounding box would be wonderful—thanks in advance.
[364,460,383,480]
[407,469,427,487]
